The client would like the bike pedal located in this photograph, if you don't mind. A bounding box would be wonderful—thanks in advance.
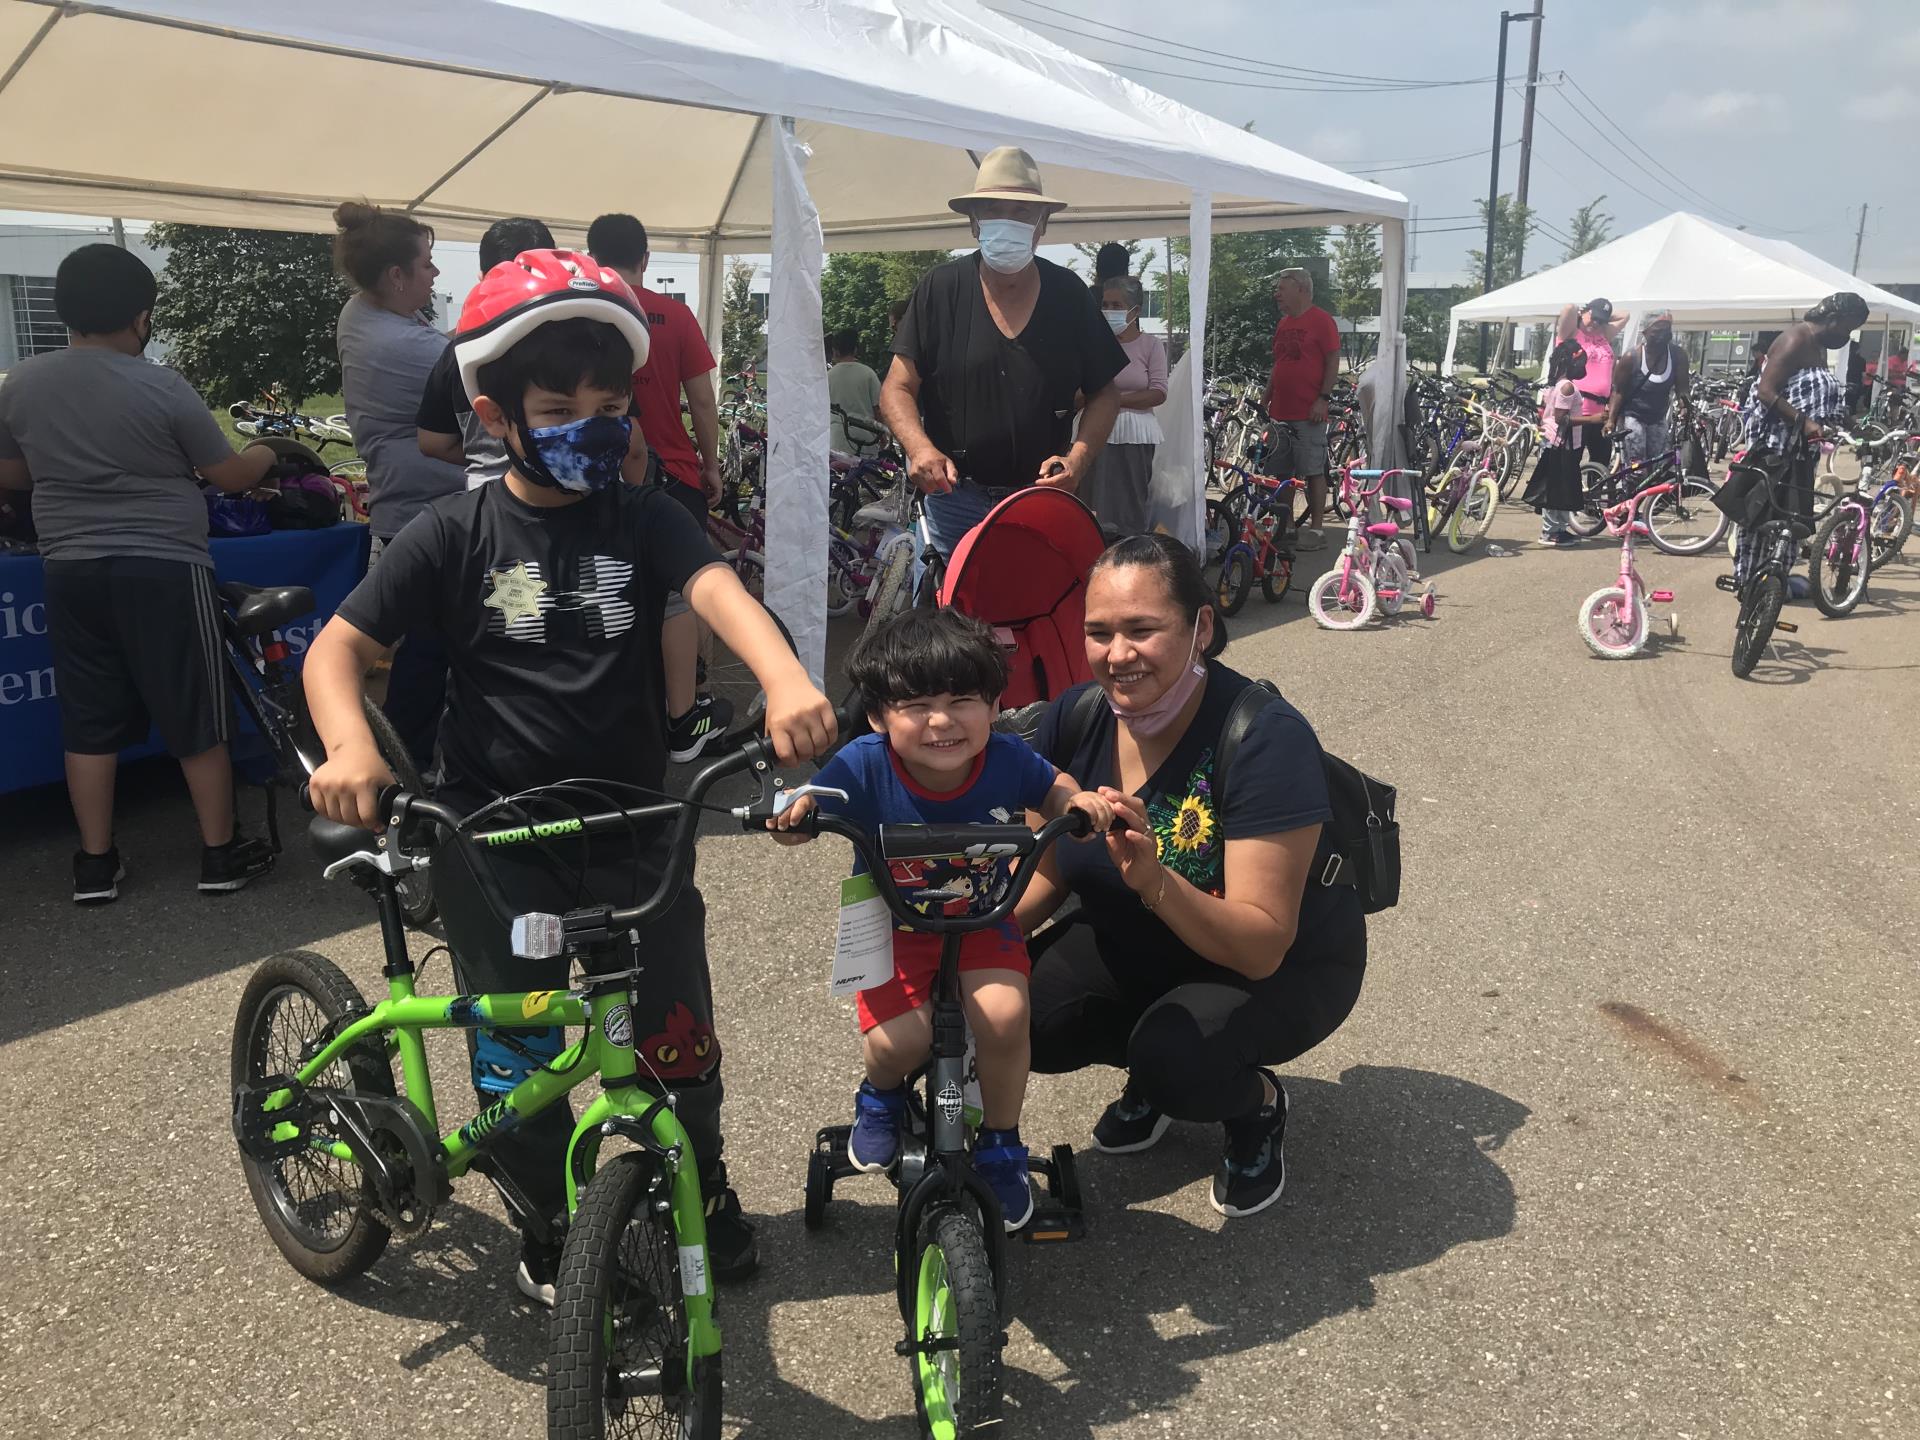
[1714,575,1740,593]
[1773,620,1798,633]
[1020,1205,1085,1244]
[1649,590,1675,604]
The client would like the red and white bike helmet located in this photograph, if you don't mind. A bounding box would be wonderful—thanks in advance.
[452,248,649,402]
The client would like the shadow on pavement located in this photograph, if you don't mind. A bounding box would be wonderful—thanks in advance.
[718,1063,1528,1437]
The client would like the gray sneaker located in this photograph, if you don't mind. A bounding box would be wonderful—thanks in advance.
[1293,527,1328,551]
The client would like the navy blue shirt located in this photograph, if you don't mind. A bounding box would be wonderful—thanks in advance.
[812,731,1057,958]
[1036,664,1354,974]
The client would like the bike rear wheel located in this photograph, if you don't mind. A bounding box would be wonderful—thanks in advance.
[1307,565,1376,630]
[1446,477,1499,553]
[910,1207,1002,1440]
[231,950,393,1285]
[1869,488,1913,566]
[1259,549,1293,604]
[1566,462,1609,539]
[1731,573,1785,678]
[1577,585,1649,659]
[549,1151,722,1440]
[1645,477,1729,556]
[1809,505,1870,617]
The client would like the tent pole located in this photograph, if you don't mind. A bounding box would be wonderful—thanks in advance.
[763,116,830,686]
[1184,194,1212,551]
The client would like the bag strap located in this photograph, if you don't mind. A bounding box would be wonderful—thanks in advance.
[1051,682,1109,773]
[1213,679,1280,825]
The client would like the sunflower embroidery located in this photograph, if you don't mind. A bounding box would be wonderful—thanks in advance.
[1147,751,1224,893]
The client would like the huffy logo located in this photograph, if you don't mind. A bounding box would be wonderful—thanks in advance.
[936,1081,964,1125]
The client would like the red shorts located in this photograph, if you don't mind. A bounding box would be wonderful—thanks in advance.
[855,927,1030,1031]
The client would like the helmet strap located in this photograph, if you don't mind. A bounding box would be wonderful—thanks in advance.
[504,394,567,491]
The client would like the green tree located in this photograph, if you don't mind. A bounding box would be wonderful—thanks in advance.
[1465,195,1536,293]
[148,223,343,405]
[1330,223,1382,327]
[1407,285,1471,368]
[820,248,951,371]
[1563,195,1614,260]
[719,257,764,373]
[1152,230,1330,377]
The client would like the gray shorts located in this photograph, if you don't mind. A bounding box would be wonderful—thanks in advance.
[657,479,710,619]
[1623,417,1669,468]
[1261,419,1330,480]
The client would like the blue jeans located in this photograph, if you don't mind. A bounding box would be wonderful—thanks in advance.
[911,482,1003,596]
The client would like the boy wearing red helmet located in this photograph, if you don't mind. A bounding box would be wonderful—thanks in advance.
[304,250,835,1302]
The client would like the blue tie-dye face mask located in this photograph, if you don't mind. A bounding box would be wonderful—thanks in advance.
[520,414,633,494]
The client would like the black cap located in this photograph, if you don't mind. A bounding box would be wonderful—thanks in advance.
[1585,297,1613,324]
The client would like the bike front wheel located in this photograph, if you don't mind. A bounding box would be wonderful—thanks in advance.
[1446,477,1500,553]
[1217,544,1254,616]
[231,950,394,1285]
[910,1207,1002,1440]
[1809,505,1870,617]
[1645,477,1730,556]
[1869,488,1913,567]
[1731,573,1786,678]
[549,1151,722,1440]
[1566,462,1609,539]
[1307,565,1376,630]
[1577,585,1649,659]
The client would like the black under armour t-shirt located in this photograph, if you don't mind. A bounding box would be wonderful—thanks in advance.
[336,480,720,812]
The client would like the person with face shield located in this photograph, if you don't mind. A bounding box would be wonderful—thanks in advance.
[0,243,284,903]
[1077,274,1168,536]
[879,147,1129,566]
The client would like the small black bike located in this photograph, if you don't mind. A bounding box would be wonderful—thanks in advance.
[1720,449,1815,679]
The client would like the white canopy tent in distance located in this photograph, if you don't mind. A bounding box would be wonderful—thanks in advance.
[0,0,1411,682]
[1443,211,1920,392]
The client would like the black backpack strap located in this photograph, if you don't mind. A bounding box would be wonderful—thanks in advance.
[1213,679,1280,826]
[1050,682,1109,773]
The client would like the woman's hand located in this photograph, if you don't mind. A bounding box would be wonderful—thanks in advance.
[1098,787,1164,897]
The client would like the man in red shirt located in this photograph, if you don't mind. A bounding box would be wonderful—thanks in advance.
[1262,266,1342,549]
[588,213,730,760]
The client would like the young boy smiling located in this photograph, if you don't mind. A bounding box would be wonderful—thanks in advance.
[773,608,1108,1229]
[305,249,834,1301]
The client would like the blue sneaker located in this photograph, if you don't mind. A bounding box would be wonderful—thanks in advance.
[848,1081,907,1173]
[973,1130,1035,1233]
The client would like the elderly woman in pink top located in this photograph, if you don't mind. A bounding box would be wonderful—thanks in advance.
[1079,274,1168,535]
[1555,297,1629,466]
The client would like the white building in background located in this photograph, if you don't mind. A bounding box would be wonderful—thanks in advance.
[0,220,168,367]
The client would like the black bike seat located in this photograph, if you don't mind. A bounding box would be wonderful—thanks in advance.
[219,582,316,637]
[308,814,380,869]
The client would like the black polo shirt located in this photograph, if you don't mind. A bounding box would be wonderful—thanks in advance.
[892,253,1127,488]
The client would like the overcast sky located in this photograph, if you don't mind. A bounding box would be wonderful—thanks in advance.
[995,0,1920,280]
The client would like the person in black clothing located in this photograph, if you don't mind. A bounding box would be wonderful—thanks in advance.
[1016,535,1366,1220]
[879,146,1127,568]
[416,216,556,488]
[305,249,835,1304]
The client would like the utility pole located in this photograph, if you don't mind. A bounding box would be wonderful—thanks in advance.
[1479,9,1539,371]
[1851,202,1868,274]
[1512,4,1544,271]
[110,218,126,249]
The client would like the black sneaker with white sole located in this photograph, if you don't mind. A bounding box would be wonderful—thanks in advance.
[198,833,276,893]
[1092,1083,1172,1154]
[668,694,736,763]
[72,847,125,904]
[515,1231,563,1308]
[703,1186,759,1282]
[1210,1072,1288,1219]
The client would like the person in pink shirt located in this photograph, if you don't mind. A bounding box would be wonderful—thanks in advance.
[1079,275,1168,534]
[1555,297,1629,466]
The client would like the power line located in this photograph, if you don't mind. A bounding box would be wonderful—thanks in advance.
[1054,42,1493,93]
[1528,93,1674,210]
[1557,73,1762,230]
[1350,141,1517,175]
[991,0,1492,87]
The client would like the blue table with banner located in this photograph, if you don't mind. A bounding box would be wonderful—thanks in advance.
[0,523,370,796]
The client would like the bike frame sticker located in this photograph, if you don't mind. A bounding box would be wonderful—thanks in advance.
[522,989,557,1019]
[602,1003,634,1048]
[936,1079,964,1125]
[679,1244,709,1298]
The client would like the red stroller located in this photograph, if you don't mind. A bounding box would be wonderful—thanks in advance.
[938,488,1107,731]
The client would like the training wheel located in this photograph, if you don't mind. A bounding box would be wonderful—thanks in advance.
[1668,612,1679,637]
[1420,587,1436,619]
[804,1148,833,1230]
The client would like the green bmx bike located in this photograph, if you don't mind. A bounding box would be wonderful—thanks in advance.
[229,737,780,1439]
[772,789,1093,1438]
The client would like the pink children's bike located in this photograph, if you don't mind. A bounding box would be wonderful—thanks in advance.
[1308,466,1436,630]
[1577,481,1680,659]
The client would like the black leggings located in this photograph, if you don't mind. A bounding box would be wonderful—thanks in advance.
[1028,915,1365,1122]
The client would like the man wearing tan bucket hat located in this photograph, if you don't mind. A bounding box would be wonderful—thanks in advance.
[880,146,1128,569]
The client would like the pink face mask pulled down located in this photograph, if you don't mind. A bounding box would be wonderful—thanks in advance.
[1108,615,1205,737]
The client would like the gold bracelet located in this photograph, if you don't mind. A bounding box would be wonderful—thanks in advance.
[1141,870,1170,912]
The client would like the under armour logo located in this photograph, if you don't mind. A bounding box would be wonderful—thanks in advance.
[486,555,636,644]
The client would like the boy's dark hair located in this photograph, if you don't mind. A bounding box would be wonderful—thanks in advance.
[829,327,859,357]
[333,200,432,292]
[847,608,1008,715]
[475,316,636,413]
[1088,533,1228,658]
[479,216,556,273]
[55,244,157,335]
[586,213,650,271]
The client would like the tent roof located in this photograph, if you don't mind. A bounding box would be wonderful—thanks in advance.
[0,0,1407,251]
[1449,212,1920,328]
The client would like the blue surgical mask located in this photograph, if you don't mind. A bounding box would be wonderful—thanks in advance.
[1103,309,1131,334]
[978,218,1037,275]
[520,414,633,495]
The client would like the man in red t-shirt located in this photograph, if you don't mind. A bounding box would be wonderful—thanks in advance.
[588,213,730,760]
[1262,266,1342,548]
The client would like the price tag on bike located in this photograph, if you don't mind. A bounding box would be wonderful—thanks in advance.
[831,873,892,997]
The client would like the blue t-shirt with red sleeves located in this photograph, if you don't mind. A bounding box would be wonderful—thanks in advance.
[811,731,1058,959]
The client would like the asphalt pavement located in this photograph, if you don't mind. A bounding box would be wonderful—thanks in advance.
[2,502,1916,1440]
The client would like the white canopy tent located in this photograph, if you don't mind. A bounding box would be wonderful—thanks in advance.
[1444,212,1920,375]
[0,0,1411,680]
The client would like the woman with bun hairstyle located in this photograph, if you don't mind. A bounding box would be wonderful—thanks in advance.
[332,200,465,769]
